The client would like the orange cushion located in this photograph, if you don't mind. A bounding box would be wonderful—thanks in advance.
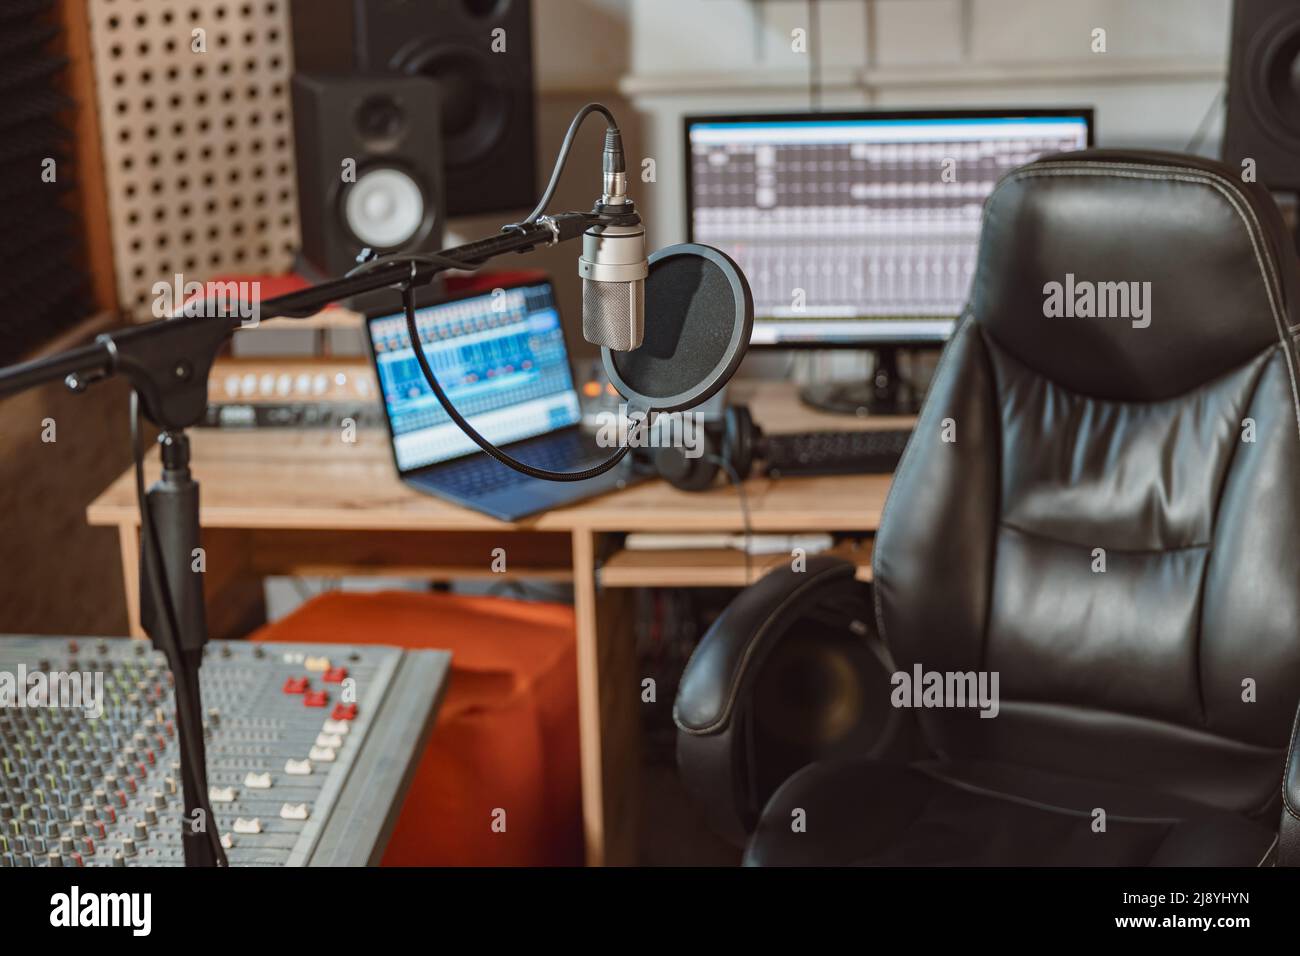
[248,590,583,865]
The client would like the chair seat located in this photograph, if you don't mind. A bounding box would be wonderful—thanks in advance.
[744,757,1277,866]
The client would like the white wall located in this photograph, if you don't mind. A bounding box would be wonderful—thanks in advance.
[622,0,1232,248]
[257,0,1233,354]
[613,0,1232,380]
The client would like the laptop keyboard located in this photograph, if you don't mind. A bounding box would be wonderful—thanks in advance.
[434,432,593,497]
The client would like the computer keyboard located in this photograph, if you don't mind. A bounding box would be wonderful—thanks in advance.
[763,428,912,476]
[437,431,592,496]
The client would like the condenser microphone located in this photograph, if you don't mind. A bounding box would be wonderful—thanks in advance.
[579,128,647,351]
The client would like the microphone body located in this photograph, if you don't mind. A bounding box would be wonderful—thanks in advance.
[579,124,647,351]
[579,221,647,351]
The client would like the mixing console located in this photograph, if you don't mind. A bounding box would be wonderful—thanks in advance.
[0,636,448,867]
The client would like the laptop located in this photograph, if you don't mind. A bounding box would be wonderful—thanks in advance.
[365,278,643,521]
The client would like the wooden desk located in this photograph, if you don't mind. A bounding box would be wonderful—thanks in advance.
[87,380,902,865]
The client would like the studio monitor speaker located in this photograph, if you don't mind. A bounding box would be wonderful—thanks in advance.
[354,0,537,217]
[1223,0,1300,191]
[291,73,444,281]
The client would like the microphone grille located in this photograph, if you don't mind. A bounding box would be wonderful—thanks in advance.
[583,277,645,351]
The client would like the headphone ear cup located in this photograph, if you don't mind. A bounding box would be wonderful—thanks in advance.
[654,445,720,491]
[724,404,757,480]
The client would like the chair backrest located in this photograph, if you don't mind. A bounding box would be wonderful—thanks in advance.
[872,150,1300,816]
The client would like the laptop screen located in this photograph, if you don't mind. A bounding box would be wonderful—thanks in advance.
[368,280,582,474]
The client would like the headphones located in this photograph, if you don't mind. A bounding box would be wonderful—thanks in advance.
[652,404,764,491]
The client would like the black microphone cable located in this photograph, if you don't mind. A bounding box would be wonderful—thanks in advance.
[400,282,643,482]
[130,392,228,867]
[706,452,754,585]
[513,102,621,227]
[389,101,649,483]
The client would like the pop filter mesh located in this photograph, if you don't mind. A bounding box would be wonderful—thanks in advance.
[609,245,750,409]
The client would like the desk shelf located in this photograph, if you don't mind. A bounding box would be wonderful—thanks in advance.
[598,538,873,589]
[244,528,575,582]
[85,378,900,866]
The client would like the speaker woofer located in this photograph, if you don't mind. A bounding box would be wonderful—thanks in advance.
[353,93,408,148]
[348,0,537,216]
[342,165,431,250]
[1249,13,1300,148]
[1224,0,1300,191]
[395,44,512,166]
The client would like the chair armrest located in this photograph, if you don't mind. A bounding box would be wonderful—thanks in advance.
[673,555,904,845]
[675,556,860,733]
[1279,700,1300,865]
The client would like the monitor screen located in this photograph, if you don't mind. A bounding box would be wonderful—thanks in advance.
[685,110,1093,346]
[368,281,581,473]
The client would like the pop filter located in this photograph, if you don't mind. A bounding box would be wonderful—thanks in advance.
[603,243,752,413]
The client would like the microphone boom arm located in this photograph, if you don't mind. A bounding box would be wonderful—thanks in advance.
[0,102,639,865]
[0,211,609,419]
[0,209,619,868]
[0,96,641,415]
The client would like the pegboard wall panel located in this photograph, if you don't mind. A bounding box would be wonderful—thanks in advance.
[87,0,300,319]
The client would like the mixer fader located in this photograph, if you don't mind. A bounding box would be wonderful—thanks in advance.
[0,636,448,867]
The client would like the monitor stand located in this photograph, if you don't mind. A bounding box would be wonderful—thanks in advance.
[798,346,922,417]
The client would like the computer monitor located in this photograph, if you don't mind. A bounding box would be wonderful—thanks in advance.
[367,280,581,474]
[685,108,1093,413]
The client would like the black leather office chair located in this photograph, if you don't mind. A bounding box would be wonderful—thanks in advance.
[674,150,1300,866]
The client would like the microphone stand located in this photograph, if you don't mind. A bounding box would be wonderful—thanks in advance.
[0,210,608,866]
